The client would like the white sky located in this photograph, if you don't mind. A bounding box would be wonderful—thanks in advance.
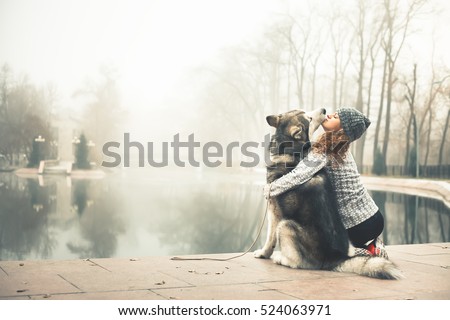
[1,0,449,133]
[0,0,281,111]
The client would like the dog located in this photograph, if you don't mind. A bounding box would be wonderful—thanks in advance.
[254,108,402,280]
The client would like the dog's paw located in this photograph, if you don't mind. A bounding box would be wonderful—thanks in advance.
[254,249,271,259]
[271,251,301,268]
[271,251,282,265]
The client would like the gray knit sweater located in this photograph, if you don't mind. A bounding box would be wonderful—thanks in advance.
[267,151,378,229]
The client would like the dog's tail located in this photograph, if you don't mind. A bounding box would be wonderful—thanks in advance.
[333,256,404,280]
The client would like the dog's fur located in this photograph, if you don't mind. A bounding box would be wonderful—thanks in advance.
[254,108,403,280]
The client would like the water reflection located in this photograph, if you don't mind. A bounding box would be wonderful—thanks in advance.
[148,183,264,255]
[0,173,126,260]
[72,180,89,216]
[67,179,126,258]
[369,191,450,245]
[0,171,449,261]
[0,175,56,260]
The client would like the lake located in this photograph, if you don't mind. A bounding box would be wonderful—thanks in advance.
[0,169,449,261]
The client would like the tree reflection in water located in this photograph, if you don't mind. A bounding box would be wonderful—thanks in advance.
[0,175,57,260]
[147,181,265,256]
[369,190,450,245]
[72,180,89,216]
[66,179,126,258]
[0,173,126,260]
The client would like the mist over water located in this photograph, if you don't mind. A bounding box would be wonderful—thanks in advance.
[0,171,448,261]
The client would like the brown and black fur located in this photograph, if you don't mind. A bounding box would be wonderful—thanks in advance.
[254,108,403,280]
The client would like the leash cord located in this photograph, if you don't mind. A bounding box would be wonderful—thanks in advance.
[170,186,271,262]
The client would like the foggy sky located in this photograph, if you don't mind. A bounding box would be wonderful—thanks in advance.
[1,0,450,141]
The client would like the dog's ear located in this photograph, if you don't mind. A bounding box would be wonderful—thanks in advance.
[266,114,281,128]
[290,126,303,140]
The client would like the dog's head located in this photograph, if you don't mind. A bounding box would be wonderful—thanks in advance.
[266,108,326,143]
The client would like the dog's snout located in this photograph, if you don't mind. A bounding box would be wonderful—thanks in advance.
[320,108,326,115]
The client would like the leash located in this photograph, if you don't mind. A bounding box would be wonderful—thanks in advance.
[170,185,271,262]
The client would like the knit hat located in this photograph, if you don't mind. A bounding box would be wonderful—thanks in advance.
[336,107,371,142]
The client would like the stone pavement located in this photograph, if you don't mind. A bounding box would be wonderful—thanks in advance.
[1,243,449,300]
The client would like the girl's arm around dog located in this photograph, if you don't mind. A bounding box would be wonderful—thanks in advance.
[264,152,327,199]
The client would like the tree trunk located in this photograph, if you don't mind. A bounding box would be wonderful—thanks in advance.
[423,107,432,166]
[404,64,418,176]
[333,54,338,109]
[438,108,450,166]
[373,52,388,164]
[404,113,412,168]
[311,56,319,109]
[381,59,394,174]
[354,36,365,168]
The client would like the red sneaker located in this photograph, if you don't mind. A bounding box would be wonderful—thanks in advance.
[366,238,389,259]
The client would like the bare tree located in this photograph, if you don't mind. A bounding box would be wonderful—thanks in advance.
[439,108,450,166]
[0,64,10,119]
[420,47,440,166]
[377,0,426,173]
[351,0,384,168]
[0,68,52,166]
[403,64,418,176]
[73,65,124,163]
[329,5,353,110]
[435,75,450,166]
[198,25,289,145]
[275,9,328,111]
[192,0,447,176]
[279,14,313,107]
[308,21,327,109]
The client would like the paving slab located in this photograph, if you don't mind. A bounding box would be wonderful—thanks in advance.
[154,283,297,300]
[258,275,403,300]
[0,272,82,297]
[388,243,449,255]
[0,243,449,300]
[58,268,191,293]
[30,290,164,300]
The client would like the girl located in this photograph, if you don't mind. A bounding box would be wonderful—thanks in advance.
[264,107,387,258]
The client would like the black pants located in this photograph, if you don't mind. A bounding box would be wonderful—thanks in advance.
[347,211,384,248]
